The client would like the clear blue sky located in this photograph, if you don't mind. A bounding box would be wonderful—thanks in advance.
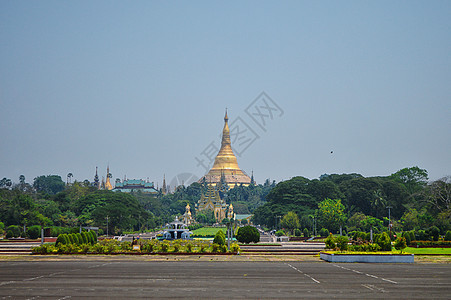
[1,1,450,187]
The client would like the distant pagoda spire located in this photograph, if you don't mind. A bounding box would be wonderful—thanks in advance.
[105,165,113,190]
[162,174,167,195]
[250,170,255,185]
[93,167,100,189]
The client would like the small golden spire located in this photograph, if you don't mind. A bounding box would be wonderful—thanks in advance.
[224,108,228,122]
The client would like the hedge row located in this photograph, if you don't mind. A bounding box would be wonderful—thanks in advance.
[55,231,97,246]
[409,240,451,247]
[32,239,240,255]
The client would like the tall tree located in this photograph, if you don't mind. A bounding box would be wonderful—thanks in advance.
[280,211,300,234]
[33,175,65,195]
[390,166,428,195]
[317,198,346,232]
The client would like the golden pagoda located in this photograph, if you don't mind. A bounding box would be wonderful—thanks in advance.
[105,166,113,190]
[198,110,251,187]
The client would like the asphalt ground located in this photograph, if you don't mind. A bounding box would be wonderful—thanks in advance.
[0,259,450,299]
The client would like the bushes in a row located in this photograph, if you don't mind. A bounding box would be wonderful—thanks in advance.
[325,234,349,251]
[55,231,97,246]
[32,239,240,255]
[326,232,393,252]
[409,240,451,247]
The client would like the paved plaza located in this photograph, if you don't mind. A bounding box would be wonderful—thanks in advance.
[0,259,450,299]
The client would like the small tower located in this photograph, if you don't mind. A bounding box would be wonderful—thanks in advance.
[93,167,100,189]
[228,203,235,220]
[183,203,193,225]
[162,174,167,195]
[105,166,113,190]
[250,170,255,186]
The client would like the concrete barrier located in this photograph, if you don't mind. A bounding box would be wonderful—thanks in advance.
[320,252,414,263]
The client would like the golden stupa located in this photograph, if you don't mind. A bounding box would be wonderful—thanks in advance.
[198,110,251,187]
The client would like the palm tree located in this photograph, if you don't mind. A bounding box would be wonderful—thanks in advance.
[371,189,387,217]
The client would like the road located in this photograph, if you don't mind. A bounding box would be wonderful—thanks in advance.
[0,260,450,299]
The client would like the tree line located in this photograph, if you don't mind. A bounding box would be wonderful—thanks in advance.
[253,167,450,235]
[0,174,275,236]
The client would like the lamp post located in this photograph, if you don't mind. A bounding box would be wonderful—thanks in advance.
[106,215,109,238]
[309,215,316,237]
[386,206,392,232]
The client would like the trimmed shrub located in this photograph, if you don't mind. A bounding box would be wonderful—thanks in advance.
[348,243,381,252]
[445,231,451,241]
[26,225,41,239]
[294,228,302,237]
[213,230,226,246]
[375,232,392,251]
[275,230,285,237]
[81,232,89,244]
[336,236,349,251]
[67,234,75,244]
[319,228,329,238]
[428,226,440,241]
[236,226,260,244]
[6,225,21,238]
[402,231,411,245]
[325,234,335,249]
[56,234,65,246]
[72,233,80,245]
[90,231,98,244]
[76,233,83,245]
[86,231,93,244]
[303,228,309,237]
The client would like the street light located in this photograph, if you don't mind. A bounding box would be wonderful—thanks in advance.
[106,215,109,237]
[386,206,392,232]
[309,215,316,237]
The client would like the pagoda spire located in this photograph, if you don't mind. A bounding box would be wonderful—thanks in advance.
[162,174,167,195]
[105,165,113,190]
[93,166,100,189]
[198,109,251,187]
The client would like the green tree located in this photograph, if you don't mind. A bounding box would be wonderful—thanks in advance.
[317,198,346,232]
[421,176,450,213]
[280,211,300,235]
[236,226,260,244]
[33,175,65,195]
[390,166,428,195]
[371,189,387,218]
[400,208,420,231]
